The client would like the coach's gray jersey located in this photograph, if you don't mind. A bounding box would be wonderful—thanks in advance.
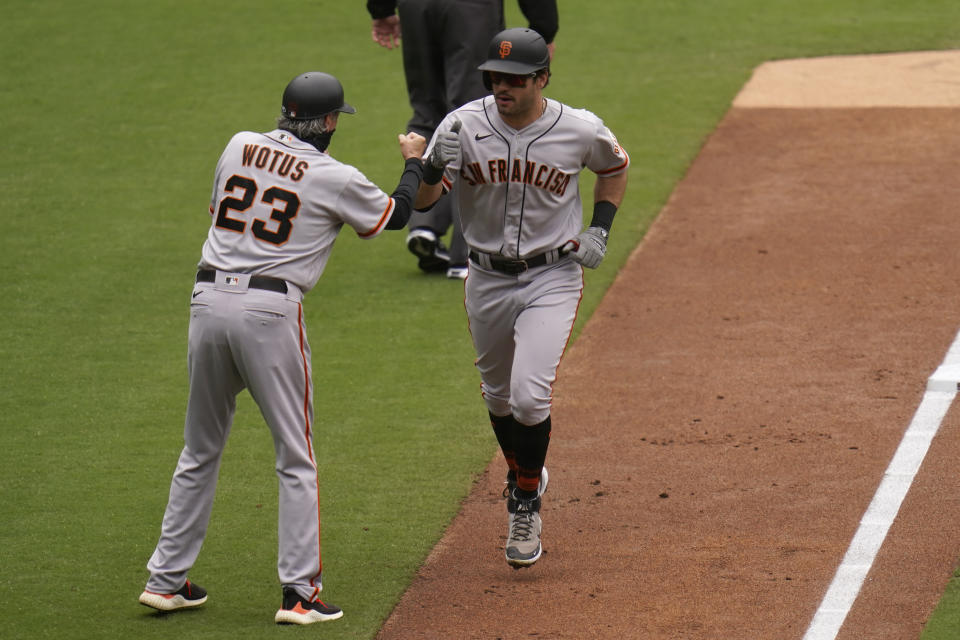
[426,97,630,259]
[200,129,396,292]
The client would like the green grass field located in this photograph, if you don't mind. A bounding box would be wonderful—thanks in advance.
[2,1,958,638]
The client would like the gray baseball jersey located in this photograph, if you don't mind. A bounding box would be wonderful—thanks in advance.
[428,97,629,259]
[200,129,396,291]
[423,96,629,425]
[145,128,402,602]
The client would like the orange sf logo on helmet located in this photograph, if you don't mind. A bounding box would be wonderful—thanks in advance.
[498,41,513,58]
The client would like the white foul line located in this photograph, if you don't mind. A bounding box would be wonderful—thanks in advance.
[802,329,960,640]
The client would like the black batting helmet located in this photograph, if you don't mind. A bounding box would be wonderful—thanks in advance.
[281,72,356,121]
[478,28,550,75]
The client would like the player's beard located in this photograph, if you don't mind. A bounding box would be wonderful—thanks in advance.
[494,89,541,126]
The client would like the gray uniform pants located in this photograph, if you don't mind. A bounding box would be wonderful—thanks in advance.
[465,259,583,425]
[145,278,323,599]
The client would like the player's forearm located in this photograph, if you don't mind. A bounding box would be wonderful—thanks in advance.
[594,171,627,208]
[414,181,444,211]
[385,158,425,230]
[589,172,628,231]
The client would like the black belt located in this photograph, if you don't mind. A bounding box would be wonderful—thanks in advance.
[468,248,565,275]
[196,269,288,294]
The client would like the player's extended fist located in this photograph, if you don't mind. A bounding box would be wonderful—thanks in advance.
[399,132,427,160]
[563,226,609,269]
[428,119,462,169]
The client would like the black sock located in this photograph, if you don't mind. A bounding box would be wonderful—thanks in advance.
[514,415,551,494]
[488,411,517,474]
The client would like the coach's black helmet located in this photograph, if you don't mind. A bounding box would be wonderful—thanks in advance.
[281,72,356,121]
[478,28,550,75]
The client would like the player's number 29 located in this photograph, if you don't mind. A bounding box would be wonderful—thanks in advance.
[216,175,301,245]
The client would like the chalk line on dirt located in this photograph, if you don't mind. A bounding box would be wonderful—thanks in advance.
[732,50,960,640]
[802,328,960,639]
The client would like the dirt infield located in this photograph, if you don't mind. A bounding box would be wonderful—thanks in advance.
[376,53,960,639]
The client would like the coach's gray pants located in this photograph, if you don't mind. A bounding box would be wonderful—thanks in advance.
[145,280,324,599]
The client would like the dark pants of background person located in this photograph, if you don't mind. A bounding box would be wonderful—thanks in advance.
[398,0,503,266]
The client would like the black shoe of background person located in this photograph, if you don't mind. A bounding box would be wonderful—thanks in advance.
[406,227,450,273]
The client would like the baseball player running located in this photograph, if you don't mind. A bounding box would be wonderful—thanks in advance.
[367,0,560,278]
[416,28,629,568]
[138,71,458,623]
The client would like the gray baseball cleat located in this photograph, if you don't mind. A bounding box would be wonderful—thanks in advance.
[505,492,542,568]
[503,466,548,568]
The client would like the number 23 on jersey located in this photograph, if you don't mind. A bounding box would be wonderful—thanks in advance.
[215,175,301,246]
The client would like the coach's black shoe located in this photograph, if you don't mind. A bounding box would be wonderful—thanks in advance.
[407,227,450,273]
[274,587,343,624]
[139,580,208,611]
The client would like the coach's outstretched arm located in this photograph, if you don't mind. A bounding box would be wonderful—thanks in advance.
[384,132,428,230]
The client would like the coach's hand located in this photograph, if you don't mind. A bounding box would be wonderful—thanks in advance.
[563,226,609,269]
[429,119,462,169]
[399,132,427,161]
